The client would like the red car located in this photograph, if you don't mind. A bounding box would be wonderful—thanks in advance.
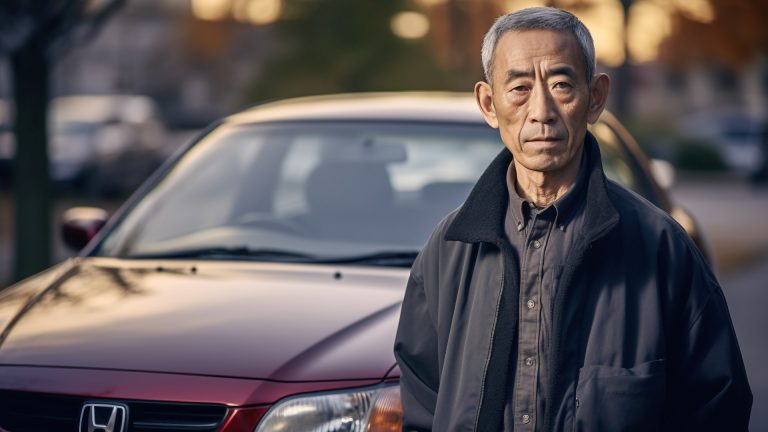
[0,93,705,432]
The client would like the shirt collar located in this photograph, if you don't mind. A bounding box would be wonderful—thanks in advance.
[505,149,588,232]
[445,131,619,245]
[505,162,529,233]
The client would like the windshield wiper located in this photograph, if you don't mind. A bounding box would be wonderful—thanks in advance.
[319,251,419,267]
[127,248,419,267]
[127,247,318,262]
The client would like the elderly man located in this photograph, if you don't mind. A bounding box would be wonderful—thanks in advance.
[394,7,751,432]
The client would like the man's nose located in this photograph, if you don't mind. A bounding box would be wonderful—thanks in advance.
[529,86,556,124]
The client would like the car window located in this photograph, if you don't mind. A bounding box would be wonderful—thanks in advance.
[98,122,501,260]
[273,138,323,216]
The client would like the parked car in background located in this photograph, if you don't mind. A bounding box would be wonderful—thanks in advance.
[0,93,707,432]
[0,95,168,195]
[679,108,767,178]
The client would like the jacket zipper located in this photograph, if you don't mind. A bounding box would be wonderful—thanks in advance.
[473,245,506,431]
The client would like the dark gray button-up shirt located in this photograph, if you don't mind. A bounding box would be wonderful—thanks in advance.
[502,153,588,431]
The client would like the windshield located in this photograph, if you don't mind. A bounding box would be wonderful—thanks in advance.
[96,120,645,265]
[97,122,501,263]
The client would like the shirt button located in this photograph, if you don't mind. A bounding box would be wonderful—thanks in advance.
[522,414,531,424]
[526,299,536,310]
[532,240,541,249]
[525,357,535,366]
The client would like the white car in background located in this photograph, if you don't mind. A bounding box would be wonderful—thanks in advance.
[0,95,168,195]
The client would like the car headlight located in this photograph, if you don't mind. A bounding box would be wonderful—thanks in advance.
[255,383,402,432]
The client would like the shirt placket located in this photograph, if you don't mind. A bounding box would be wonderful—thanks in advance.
[513,206,554,431]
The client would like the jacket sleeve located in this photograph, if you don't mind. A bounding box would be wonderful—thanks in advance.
[394,253,439,432]
[670,259,752,431]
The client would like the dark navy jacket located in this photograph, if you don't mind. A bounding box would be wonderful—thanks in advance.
[394,133,752,431]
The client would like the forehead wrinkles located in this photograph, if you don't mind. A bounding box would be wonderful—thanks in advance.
[492,30,584,81]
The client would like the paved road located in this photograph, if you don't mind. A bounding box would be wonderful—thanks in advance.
[721,253,768,430]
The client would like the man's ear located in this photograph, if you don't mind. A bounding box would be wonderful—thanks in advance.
[474,81,499,129]
[587,73,611,124]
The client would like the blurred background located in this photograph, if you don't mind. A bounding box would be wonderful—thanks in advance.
[0,0,767,424]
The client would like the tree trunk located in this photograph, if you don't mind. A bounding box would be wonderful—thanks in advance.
[10,44,52,282]
[611,0,633,119]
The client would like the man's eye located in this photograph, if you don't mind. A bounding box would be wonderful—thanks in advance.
[553,82,572,89]
[511,86,529,93]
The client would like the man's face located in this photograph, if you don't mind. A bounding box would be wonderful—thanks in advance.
[476,29,606,175]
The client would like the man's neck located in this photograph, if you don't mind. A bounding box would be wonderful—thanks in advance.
[512,153,582,208]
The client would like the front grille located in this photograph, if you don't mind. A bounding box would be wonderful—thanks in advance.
[0,391,228,432]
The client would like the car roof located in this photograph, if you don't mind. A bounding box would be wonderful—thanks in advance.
[225,92,486,125]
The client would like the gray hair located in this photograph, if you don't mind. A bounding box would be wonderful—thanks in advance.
[481,7,596,84]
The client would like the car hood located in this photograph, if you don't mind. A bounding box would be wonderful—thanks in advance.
[0,258,406,381]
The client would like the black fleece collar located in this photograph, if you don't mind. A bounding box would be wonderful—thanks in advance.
[445,131,620,244]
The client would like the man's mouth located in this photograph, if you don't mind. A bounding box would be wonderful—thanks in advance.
[525,137,564,145]
[527,136,562,142]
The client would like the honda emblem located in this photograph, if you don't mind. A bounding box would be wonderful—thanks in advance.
[79,403,128,432]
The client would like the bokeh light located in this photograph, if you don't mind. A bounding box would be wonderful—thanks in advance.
[502,0,718,65]
[504,0,624,67]
[568,0,625,67]
[233,0,281,25]
[391,11,431,40]
[191,0,230,21]
[192,0,281,25]
[628,0,672,63]
[674,0,715,23]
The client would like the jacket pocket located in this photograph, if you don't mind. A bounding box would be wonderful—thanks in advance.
[574,359,666,432]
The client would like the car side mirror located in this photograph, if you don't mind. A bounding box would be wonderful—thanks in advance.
[650,159,676,190]
[61,207,109,251]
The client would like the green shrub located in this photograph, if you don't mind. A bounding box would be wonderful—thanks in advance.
[675,138,729,172]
